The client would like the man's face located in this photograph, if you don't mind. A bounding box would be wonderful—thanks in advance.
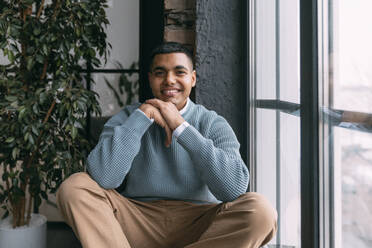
[148,53,196,110]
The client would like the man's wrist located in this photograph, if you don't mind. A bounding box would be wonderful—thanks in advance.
[173,121,190,138]
[136,109,154,123]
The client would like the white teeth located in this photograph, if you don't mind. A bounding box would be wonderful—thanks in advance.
[163,90,179,93]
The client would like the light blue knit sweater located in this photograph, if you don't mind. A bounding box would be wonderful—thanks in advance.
[87,100,249,204]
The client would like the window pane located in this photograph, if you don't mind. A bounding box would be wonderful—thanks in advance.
[331,0,372,113]
[256,109,277,208]
[278,1,300,103]
[91,73,139,117]
[255,110,301,247]
[256,109,278,245]
[255,0,276,100]
[251,0,301,246]
[254,0,300,103]
[89,72,139,143]
[334,128,372,247]
[279,112,301,246]
[320,0,372,247]
[98,0,139,69]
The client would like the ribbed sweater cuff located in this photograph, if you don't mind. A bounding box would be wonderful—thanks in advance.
[177,125,206,154]
[122,109,153,137]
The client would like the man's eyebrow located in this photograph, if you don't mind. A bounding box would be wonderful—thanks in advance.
[174,65,188,70]
[152,66,166,71]
[152,65,190,71]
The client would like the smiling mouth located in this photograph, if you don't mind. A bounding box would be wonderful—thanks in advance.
[161,89,182,97]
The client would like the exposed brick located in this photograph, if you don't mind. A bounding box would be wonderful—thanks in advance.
[165,12,195,28]
[164,0,195,10]
[164,29,195,45]
[163,0,196,49]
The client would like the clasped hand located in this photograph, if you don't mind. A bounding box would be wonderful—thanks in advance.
[139,99,185,147]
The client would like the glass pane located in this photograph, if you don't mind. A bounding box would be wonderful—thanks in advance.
[91,72,139,117]
[256,109,277,208]
[278,1,300,103]
[254,0,300,103]
[320,0,372,247]
[334,128,372,247]
[256,109,278,244]
[331,0,372,113]
[255,110,301,247]
[255,0,276,100]
[279,112,301,246]
[98,0,139,69]
[252,0,301,246]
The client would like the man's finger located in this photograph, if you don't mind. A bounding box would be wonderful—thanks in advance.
[145,99,164,109]
[164,125,172,147]
[153,110,172,147]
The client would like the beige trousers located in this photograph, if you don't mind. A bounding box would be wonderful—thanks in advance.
[56,172,277,248]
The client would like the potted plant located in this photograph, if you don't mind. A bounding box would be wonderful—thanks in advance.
[0,0,109,247]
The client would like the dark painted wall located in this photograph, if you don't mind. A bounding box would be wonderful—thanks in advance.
[139,0,164,102]
[195,0,246,157]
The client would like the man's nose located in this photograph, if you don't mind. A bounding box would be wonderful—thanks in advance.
[165,72,176,85]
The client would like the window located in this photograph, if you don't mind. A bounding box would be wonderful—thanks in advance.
[248,0,372,247]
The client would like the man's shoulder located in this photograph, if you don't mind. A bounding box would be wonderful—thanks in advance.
[191,102,217,117]
[190,103,237,139]
[122,102,142,114]
[188,102,229,130]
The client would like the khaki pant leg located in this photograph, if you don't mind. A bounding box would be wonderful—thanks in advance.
[56,172,131,248]
[185,192,278,248]
[56,172,168,248]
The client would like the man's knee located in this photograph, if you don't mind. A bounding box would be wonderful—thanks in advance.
[56,172,97,205]
[231,192,278,230]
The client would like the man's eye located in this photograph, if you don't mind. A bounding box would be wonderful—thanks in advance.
[176,71,186,75]
[154,71,165,76]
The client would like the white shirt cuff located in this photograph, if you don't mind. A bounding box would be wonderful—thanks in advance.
[136,109,154,123]
[173,121,190,138]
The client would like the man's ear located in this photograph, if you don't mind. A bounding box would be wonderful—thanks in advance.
[191,70,196,87]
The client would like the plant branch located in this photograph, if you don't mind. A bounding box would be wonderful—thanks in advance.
[26,190,33,225]
[36,0,45,19]
[41,60,48,80]
[4,164,11,197]
[19,193,25,226]
[22,5,32,22]
[16,99,56,226]
[22,99,56,201]
[52,0,62,21]
[25,99,56,170]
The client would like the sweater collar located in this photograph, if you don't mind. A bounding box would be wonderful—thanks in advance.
[179,97,190,115]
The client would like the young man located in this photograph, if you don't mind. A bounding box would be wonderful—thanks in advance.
[56,42,277,248]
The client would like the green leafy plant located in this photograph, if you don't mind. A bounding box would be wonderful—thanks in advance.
[0,0,110,228]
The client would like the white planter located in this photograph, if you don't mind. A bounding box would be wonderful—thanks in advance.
[0,213,47,248]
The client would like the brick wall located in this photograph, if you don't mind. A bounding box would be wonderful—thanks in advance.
[163,0,196,52]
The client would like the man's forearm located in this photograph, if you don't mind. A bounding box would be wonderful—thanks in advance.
[87,109,153,189]
[176,124,249,202]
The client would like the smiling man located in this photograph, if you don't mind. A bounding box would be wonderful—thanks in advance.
[56,42,277,248]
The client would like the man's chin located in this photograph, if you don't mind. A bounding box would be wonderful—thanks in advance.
[153,96,185,109]
[156,97,178,105]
